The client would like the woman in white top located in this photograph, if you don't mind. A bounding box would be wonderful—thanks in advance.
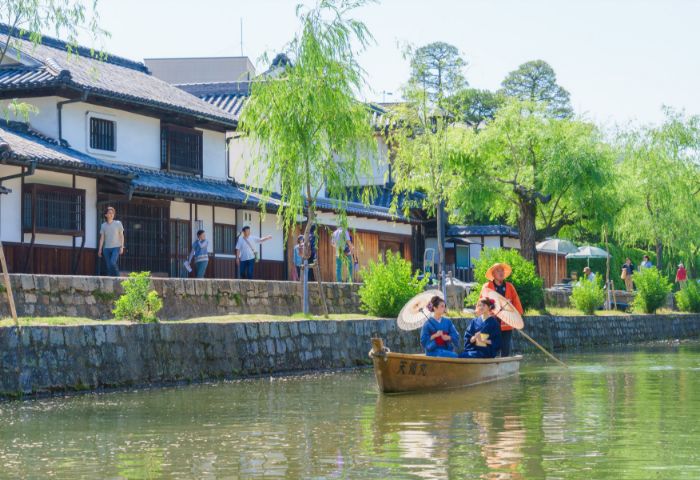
[235,226,272,279]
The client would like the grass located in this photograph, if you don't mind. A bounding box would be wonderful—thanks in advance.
[0,313,383,327]
[1,308,690,327]
[170,313,384,323]
[0,317,126,327]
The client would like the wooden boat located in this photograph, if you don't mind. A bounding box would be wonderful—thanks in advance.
[369,338,522,394]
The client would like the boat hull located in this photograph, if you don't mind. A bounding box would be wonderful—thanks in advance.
[370,338,522,394]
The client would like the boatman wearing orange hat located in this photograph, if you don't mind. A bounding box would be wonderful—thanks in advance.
[479,263,523,357]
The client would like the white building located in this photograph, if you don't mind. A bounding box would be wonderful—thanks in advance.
[0,27,419,280]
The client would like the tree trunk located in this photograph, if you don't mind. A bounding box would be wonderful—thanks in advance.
[518,199,539,272]
[655,239,663,272]
[436,200,447,298]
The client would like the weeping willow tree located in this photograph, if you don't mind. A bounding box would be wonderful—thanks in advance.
[239,0,376,313]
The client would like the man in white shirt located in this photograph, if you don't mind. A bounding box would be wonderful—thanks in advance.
[235,226,272,279]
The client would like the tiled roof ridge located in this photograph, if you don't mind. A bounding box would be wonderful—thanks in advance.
[0,23,150,73]
[125,164,238,186]
[0,120,68,147]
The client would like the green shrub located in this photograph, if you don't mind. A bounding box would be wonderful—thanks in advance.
[113,271,163,323]
[571,279,605,315]
[676,281,700,313]
[466,248,544,310]
[358,251,428,317]
[633,267,672,314]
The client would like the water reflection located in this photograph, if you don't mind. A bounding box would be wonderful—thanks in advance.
[2,345,700,478]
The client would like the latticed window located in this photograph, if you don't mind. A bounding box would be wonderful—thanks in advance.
[214,223,236,254]
[89,117,116,152]
[161,124,203,176]
[22,184,85,235]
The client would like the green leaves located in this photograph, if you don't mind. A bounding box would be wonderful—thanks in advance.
[239,0,376,237]
[358,251,428,317]
[466,248,544,310]
[571,279,605,315]
[113,272,162,323]
[632,268,672,314]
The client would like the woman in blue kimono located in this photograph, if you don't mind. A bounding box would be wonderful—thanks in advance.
[420,296,460,358]
[460,298,502,358]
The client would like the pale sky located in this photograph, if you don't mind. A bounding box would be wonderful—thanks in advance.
[83,0,700,126]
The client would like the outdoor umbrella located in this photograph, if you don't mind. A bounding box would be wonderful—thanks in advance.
[482,290,567,367]
[536,239,578,285]
[565,246,610,267]
[397,290,444,331]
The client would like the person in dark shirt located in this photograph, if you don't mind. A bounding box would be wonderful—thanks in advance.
[460,298,502,358]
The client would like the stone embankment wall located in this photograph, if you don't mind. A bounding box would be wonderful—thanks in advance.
[0,274,361,319]
[1,314,700,398]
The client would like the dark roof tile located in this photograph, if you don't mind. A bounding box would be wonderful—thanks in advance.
[447,224,519,237]
[0,25,235,127]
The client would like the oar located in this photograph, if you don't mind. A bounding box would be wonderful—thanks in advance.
[516,329,568,368]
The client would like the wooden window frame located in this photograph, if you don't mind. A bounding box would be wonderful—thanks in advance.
[214,223,237,255]
[86,112,117,155]
[160,123,203,176]
[22,183,86,236]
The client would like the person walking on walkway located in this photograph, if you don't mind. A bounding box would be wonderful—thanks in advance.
[621,258,635,292]
[676,263,688,289]
[293,234,304,281]
[479,262,523,357]
[187,230,209,278]
[97,206,124,277]
[640,255,653,271]
[235,226,272,280]
[331,226,355,282]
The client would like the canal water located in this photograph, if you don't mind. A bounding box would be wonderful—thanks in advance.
[2,343,700,479]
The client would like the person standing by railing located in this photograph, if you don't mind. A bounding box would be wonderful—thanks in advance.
[97,206,124,277]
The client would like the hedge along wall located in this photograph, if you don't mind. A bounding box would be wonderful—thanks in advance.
[1,314,700,398]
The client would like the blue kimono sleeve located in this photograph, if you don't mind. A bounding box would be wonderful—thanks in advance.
[463,319,479,345]
[447,320,460,350]
[420,322,437,352]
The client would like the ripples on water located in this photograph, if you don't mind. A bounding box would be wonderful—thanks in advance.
[2,344,700,479]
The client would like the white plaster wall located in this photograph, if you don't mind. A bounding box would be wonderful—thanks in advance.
[260,213,284,261]
[0,167,97,247]
[470,243,483,264]
[0,96,61,139]
[0,165,22,243]
[484,237,502,249]
[170,201,190,221]
[353,135,390,186]
[61,102,161,169]
[315,211,411,236]
[228,137,280,190]
[214,206,236,224]
[503,237,521,249]
[202,129,227,180]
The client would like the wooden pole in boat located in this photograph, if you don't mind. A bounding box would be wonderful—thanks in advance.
[0,242,18,327]
[516,329,567,367]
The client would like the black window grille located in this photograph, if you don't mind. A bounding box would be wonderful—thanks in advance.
[160,124,203,176]
[89,117,116,152]
[23,184,85,235]
[214,223,236,254]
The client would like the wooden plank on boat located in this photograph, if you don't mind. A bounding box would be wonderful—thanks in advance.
[369,338,522,394]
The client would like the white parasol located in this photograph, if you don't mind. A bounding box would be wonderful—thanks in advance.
[397,290,445,331]
[481,290,567,367]
[482,290,525,330]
